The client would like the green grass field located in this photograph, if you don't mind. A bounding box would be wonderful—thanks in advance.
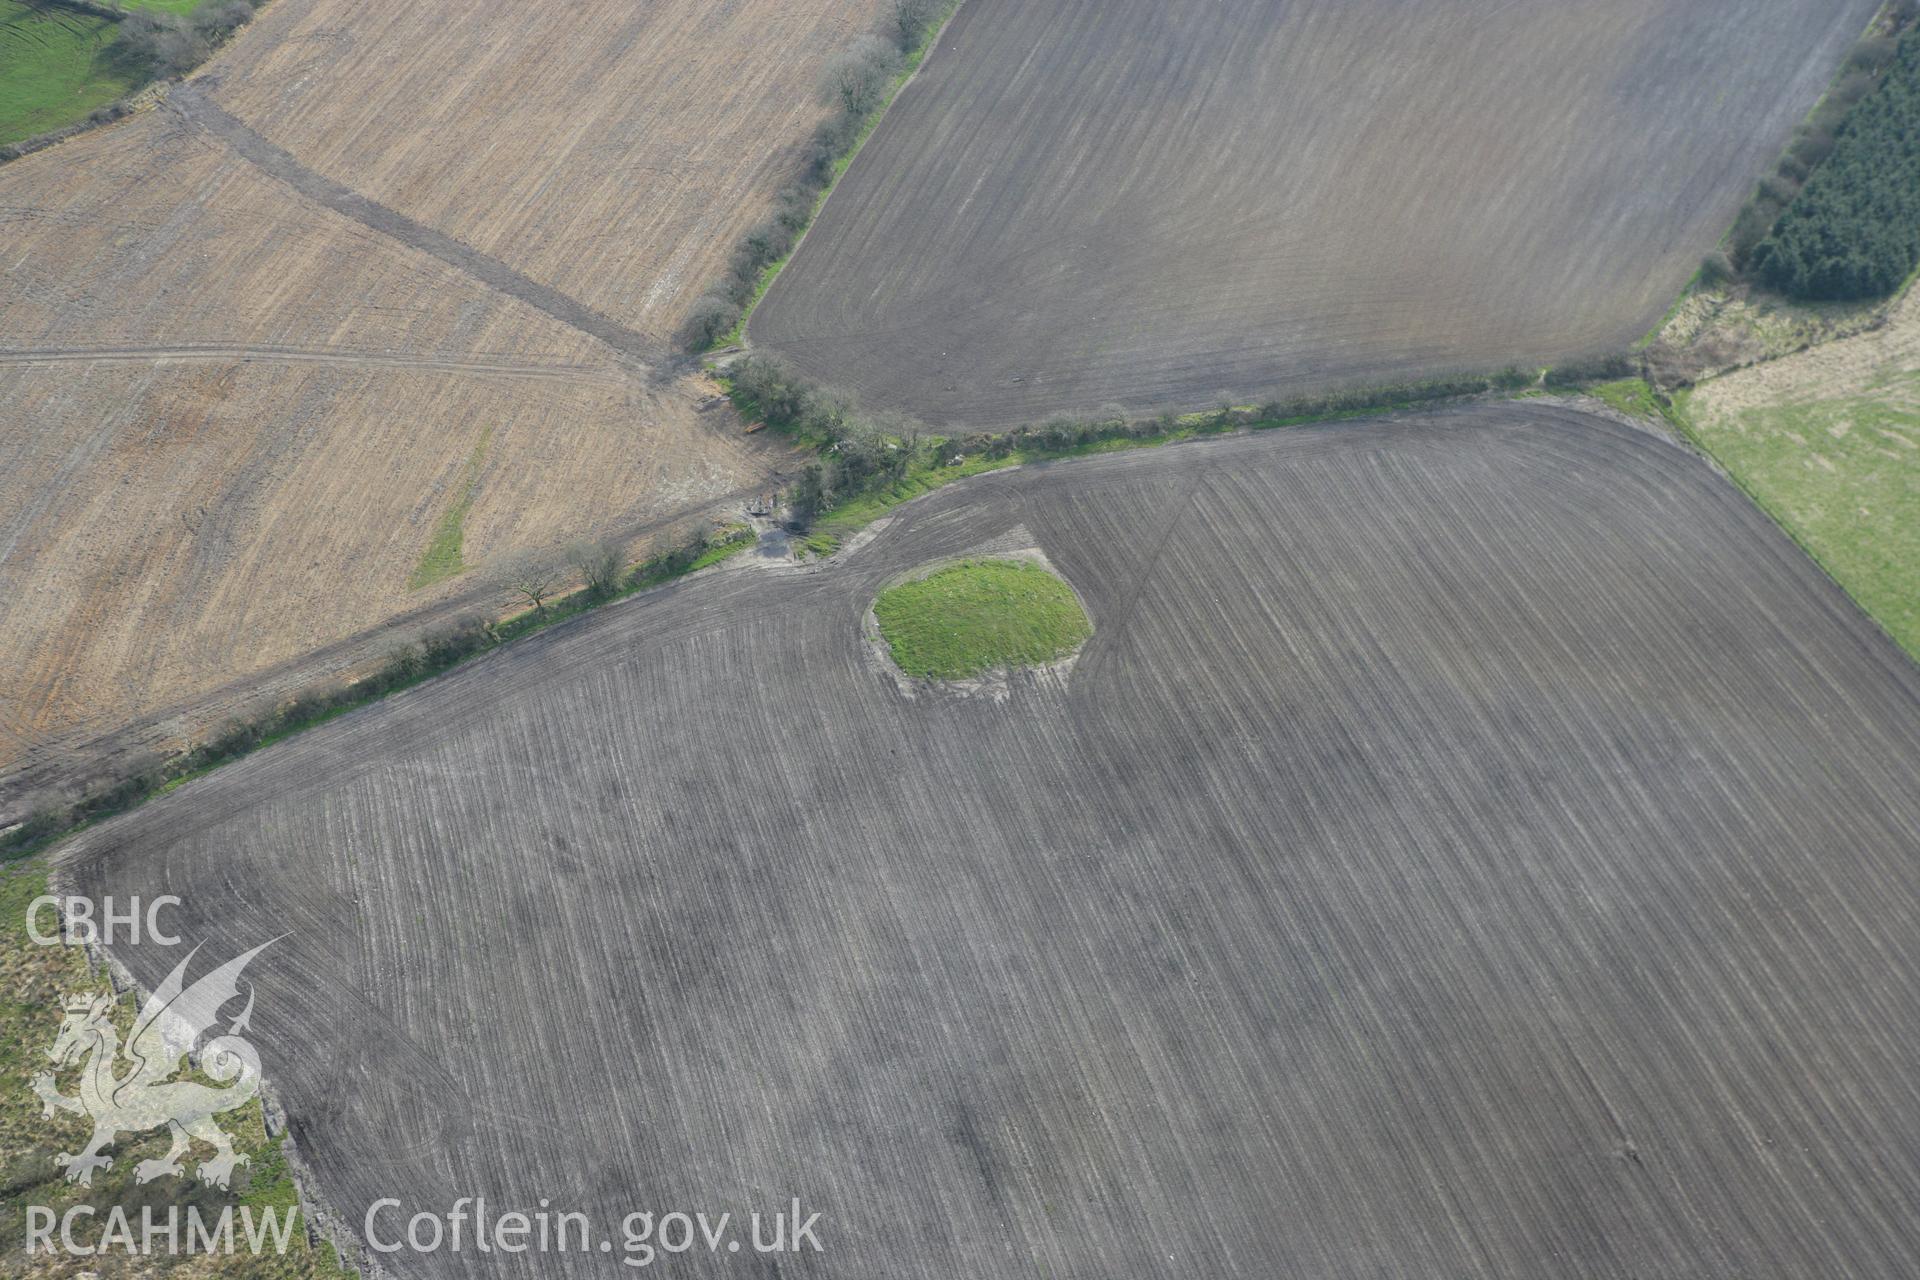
[874,559,1092,679]
[1679,372,1920,661]
[1588,377,1664,421]
[0,0,221,146]
[0,0,137,145]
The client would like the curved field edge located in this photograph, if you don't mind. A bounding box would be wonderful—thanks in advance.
[874,558,1091,678]
[29,323,1908,864]
[53,404,1920,1280]
[1625,0,1920,668]
[0,364,1572,847]
[1669,298,1920,663]
[1534,352,1920,670]
[1,371,1512,857]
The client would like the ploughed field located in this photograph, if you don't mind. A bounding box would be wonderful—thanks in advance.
[752,0,1883,426]
[0,0,882,802]
[64,405,1920,1277]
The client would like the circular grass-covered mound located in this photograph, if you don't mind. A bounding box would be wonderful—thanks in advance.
[874,559,1091,680]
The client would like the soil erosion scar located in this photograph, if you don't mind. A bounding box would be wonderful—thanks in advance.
[168,83,671,372]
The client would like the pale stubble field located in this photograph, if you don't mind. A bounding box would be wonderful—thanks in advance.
[0,0,883,805]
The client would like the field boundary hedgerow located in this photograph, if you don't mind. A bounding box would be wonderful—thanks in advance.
[1619,1,1920,670]
[12,0,1915,883]
[724,354,1543,555]
[0,358,1548,861]
[60,394,1920,1280]
[0,522,757,860]
[680,0,966,350]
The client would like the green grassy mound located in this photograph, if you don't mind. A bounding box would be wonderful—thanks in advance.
[874,558,1091,679]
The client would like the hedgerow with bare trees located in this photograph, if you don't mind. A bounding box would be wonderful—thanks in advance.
[726,353,1535,537]
[680,0,955,349]
[0,517,758,858]
[110,1,262,78]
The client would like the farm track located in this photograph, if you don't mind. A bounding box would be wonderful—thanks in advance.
[0,342,619,382]
[169,84,673,373]
[753,0,1885,425]
[64,404,1920,1278]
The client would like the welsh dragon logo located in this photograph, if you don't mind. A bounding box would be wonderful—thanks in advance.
[32,941,276,1189]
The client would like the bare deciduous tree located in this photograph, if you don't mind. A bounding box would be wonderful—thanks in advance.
[821,37,900,119]
[503,558,565,616]
[891,0,942,49]
[385,642,425,682]
[569,540,625,602]
[112,1,259,78]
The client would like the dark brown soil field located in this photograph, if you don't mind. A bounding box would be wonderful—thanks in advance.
[60,405,1920,1277]
[751,0,1883,426]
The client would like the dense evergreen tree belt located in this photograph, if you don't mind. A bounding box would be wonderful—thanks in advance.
[1756,29,1920,300]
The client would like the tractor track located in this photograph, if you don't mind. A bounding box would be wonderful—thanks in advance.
[0,342,622,382]
[168,82,678,376]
